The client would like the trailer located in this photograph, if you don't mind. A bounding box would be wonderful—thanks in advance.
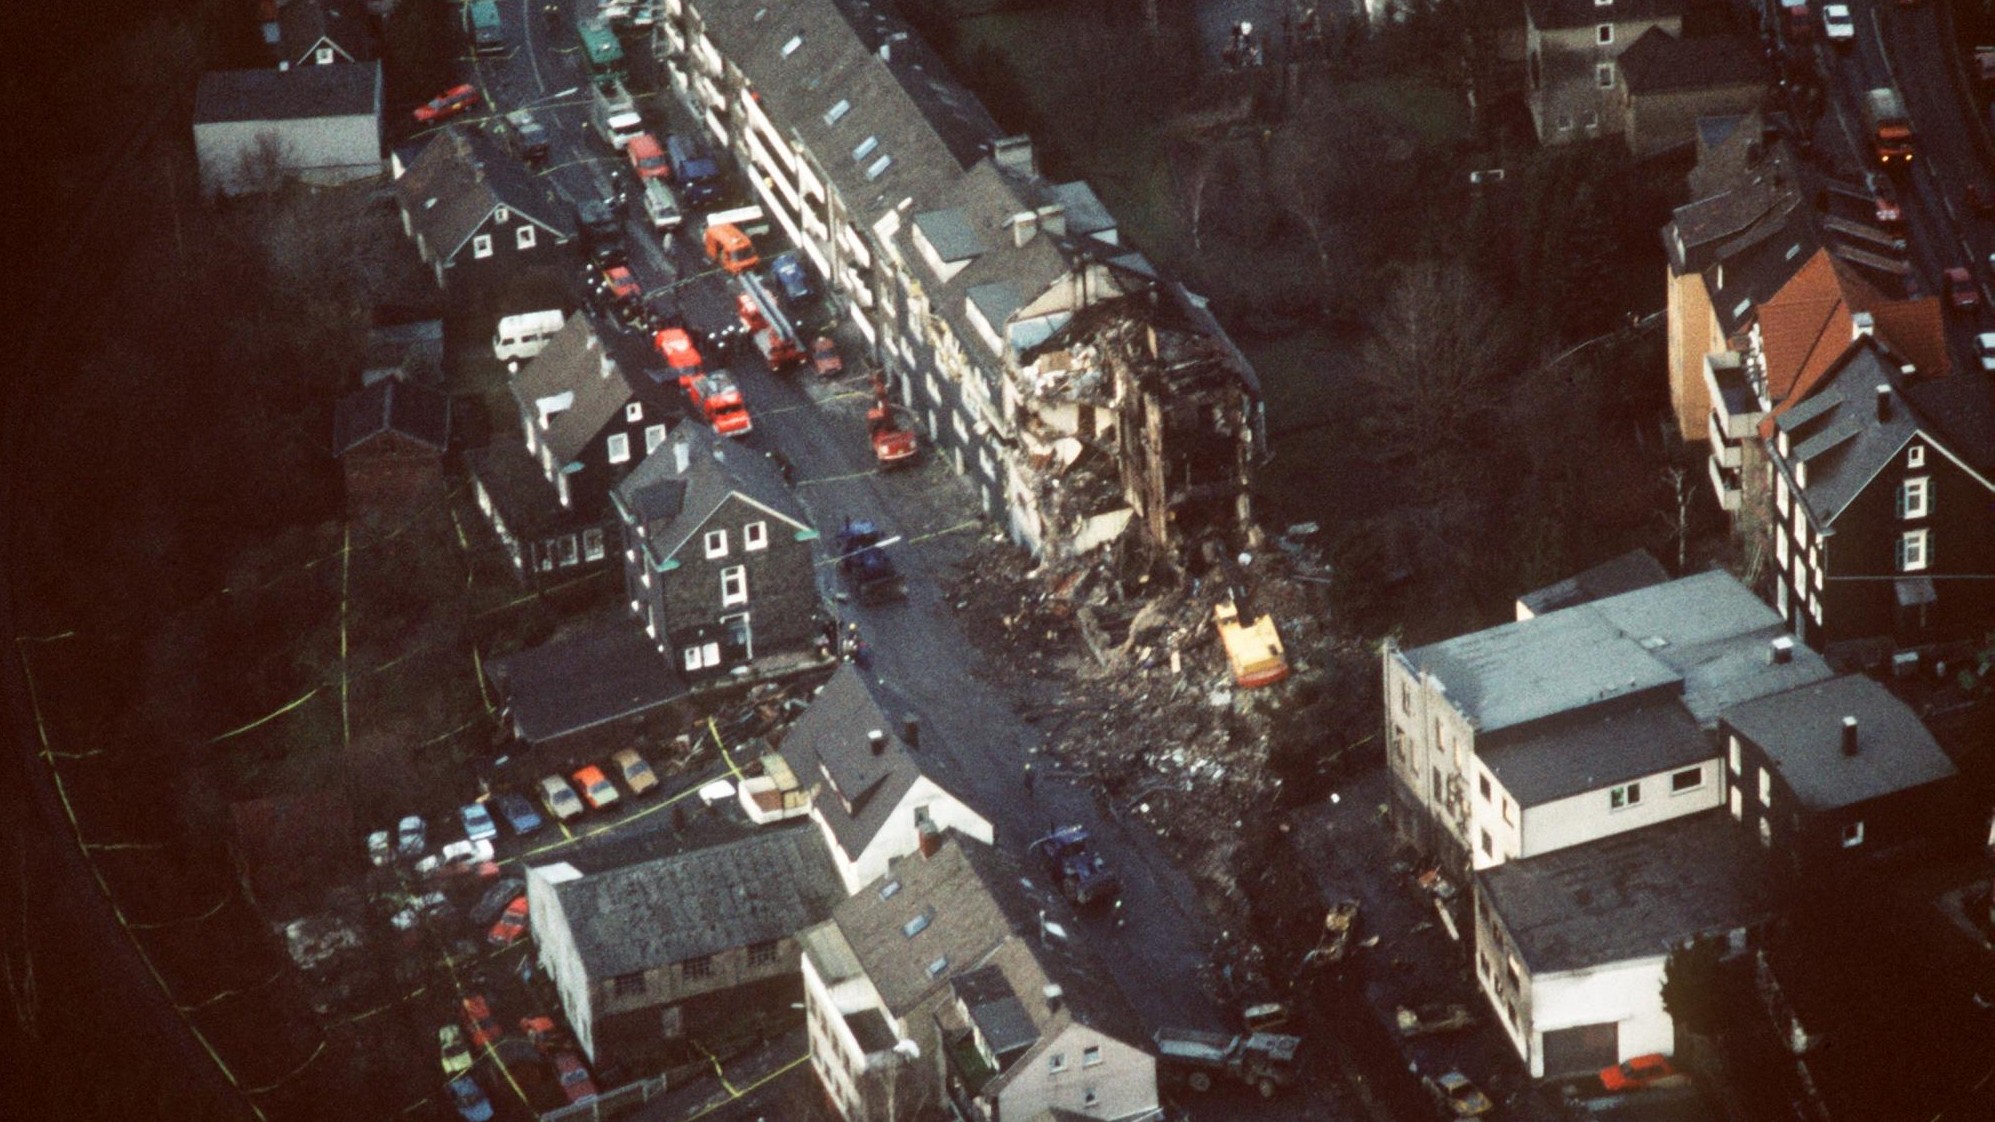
[1154,1029,1302,1098]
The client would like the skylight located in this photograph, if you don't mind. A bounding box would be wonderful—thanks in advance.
[902,910,931,938]
[825,99,851,125]
[926,956,949,978]
[854,136,879,162]
[781,35,803,57]
[879,879,901,900]
[866,155,892,181]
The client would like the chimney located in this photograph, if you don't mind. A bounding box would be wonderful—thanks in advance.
[1042,984,1064,1012]
[1035,204,1066,238]
[1851,310,1874,340]
[1841,715,1859,756]
[673,436,691,474]
[1010,211,1038,248]
[1875,384,1891,421]
[991,135,1036,178]
[902,715,921,748]
[868,729,887,756]
[1770,635,1794,664]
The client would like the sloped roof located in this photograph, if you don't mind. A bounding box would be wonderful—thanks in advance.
[467,439,608,538]
[279,0,371,65]
[613,422,810,566]
[1721,675,1955,812]
[1528,0,1682,28]
[1771,339,1920,529]
[1705,203,1818,337]
[193,62,381,124]
[507,316,629,465]
[485,612,685,743]
[333,377,450,455]
[966,931,1148,1097]
[826,0,1006,169]
[1905,375,1995,476]
[1618,29,1765,96]
[1756,250,1945,437]
[540,825,842,979]
[394,125,574,265]
[778,664,963,859]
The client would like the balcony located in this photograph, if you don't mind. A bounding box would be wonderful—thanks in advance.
[1709,412,1742,469]
[1704,352,1763,441]
[1709,456,1742,512]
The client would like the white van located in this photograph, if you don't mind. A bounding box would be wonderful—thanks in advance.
[641,179,683,233]
[493,309,566,368]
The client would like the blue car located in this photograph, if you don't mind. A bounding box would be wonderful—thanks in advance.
[449,1075,493,1122]
[495,792,544,836]
[770,253,815,308]
[461,802,498,844]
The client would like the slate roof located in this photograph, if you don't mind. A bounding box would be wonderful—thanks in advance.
[957,932,1147,1097]
[614,422,811,567]
[1477,812,1771,974]
[1721,675,1956,811]
[467,440,606,538]
[485,612,685,743]
[1618,29,1765,96]
[1049,181,1116,242]
[193,62,381,124]
[826,0,1007,169]
[279,0,370,65]
[1483,695,1712,807]
[1905,375,1995,477]
[1706,203,1819,337]
[914,208,987,263]
[507,316,629,466]
[394,125,574,265]
[1516,549,1670,618]
[1771,339,1919,530]
[333,378,451,455]
[361,318,444,386]
[538,825,842,979]
[1526,0,1682,29]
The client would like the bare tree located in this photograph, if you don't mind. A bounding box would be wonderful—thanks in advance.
[232,130,297,198]
[1355,258,1514,483]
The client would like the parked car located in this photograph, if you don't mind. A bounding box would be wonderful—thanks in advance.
[438,838,496,866]
[1945,266,1981,311]
[461,802,497,843]
[439,1024,473,1076]
[396,815,427,859]
[575,197,626,267]
[641,177,684,233]
[487,896,531,947]
[461,995,502,1047]
[1821,4,1854,46]
[415,83,481,124]
[612,748,659,795]
[596,263,641,304]
[810,335,844,378]
[573,765,620,810]
[770,252,816,309]
[448,1075,494,1122]
[366,829,393,866]
[470,879,527,926]
[495,792,544,836]
[1427,1071,1494,1117]
[627,132,671,181]
[554,1051,600,1104]
[1600,1053,1680,1093]
[1976,332,1995,372]
[521,1015,574,1054]
[540,775,585,820]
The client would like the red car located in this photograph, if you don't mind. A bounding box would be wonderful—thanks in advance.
[415,83,480,125]
[1599,1053,1679,1093]
[486,896,530,947]
[461,994,501,1048]
[654,327,703,376]
[810,335,844,378]
[1945,266,1982,312]
[553,1051,599,1104]
[598,264,640,304]
[520,1015,574,1054]
[627,133,671,181]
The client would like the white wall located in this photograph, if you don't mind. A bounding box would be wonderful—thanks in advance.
[194,114,381,196]
[1001,1029,1157,1122]
[1515,757,1721,861]
[834,778,994,895]
[526,865,597,1061]
[1529,957,1675,1079]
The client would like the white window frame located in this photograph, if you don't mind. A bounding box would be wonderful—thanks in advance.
[645,423,668,453]
[472,234,495,259]
[1728,735,1741,776]
[1670,766,1704,794]
[1758,767,1773,805]
[606,432,631,464]
[516,224,537,251]
[1897,528,1929,572]
[1899,476,1929,519]
[582,528,605,562]
[1842,820,1865,848]
[1082,1045,1102,1068]
[1048,1052,1068,1074]
[720,566,748,607]
[626,401,644,424]
[1597,24,1613,45]
[1908,444,1925,468]
[315,46,334,64]
[1610,782,1642,810]
[744,521,768,551]
[705,529,729,559]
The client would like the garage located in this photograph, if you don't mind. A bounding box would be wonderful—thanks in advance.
[1541,1022,1619,1077]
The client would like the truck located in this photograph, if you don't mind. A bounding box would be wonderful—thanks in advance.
[681,371,752,437]
[470,0,506,54]
[867,370,918,467]
[1029,824,1122,908]
[1153,1029,1302,1099]
[1863,87,1914,167]
[575,15,625,78]
[735,271,806,369]
[1214,596,1289,689]
[667,134,723,206]
[834,518,905,604]
[591,77,644,151]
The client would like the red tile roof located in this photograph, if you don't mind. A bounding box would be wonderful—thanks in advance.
[1754,250,1947,437]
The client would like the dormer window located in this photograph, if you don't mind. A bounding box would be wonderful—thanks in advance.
[1907,444,1925,468]
[825,99,851,125]
[494,206,509,224]
[781,34,802,57]
[1597,24,1613,45]
[854,136,879,162]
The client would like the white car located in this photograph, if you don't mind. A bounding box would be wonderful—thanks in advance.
[1975,332,1995,373]
[1823,5,1855,46]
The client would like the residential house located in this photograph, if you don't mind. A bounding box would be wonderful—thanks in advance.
[1612,28,1767,158]
[278,0,371,67]
[1762,337,1995,653]
[613,425,821,680]
[192,62,383,196]
[652,0,1261,561]
[1384,569,1833,878]
[333,377,450,518]
[1721,674,1959,876]
[800,834,1157,1122]
[526,823,844,1064]
[483,614,686,762]
[1514,548,1668,620]
[1524,0,1683,144]
[1473,811,1770,1077]
[391,124,576,294]
[776,664,993,894]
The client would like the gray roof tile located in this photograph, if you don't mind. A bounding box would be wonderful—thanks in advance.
[779,665,959,859]
[1721,675,1956,810]
[333,377,451,455]
[394,125,574,265]
[486,613,685,743]
[194,62,381,123]
[508,316,630,465]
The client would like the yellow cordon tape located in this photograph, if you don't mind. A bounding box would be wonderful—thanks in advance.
[208,686,322,744]
[680,1053,812,1121]
[691,1038,742,1097]
[708,717,745,781]
[339,522,351,751]
[127,893,232,930]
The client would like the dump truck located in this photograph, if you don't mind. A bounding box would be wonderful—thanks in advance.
[1154,1029,1302,1098]
[681,371,752,437]
[867,371,918,468]
[835,518,905,603]
[735,271,807,369]
[1214,596,1289,688]
[1863,87,1914,167]
[1029,824,1122,908]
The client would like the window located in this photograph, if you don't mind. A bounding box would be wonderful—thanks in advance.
[626,402,644,424]
[744,521,768,551]
[613,972,646,996]
[582,528,605,562]
[879,879,901,900]
[1501,797,1514,826]
[705,530,729,559]
[1758,767,1772,805]
[747,941,780,967]
[1728,735,1741,776]
[472,234,494,259]
[1671,767,1704,794]
[316,46,334,64]
[1908,444,1925,468]
[645,423,668,454]
[1896,529,1930,572]
[1480,829,1494,857]
[1842,820,1865,848]
[1431,768,1444,802]
[1048,1052,1068,1074]
[1610,782,1642,810]
[901,910,932,938]
[1478,774,1492,802]
[925,956,949,978]
[606,432,631,464]
[1897,477,1929,519]
[1557,114,1573,132]
[681,956,713,979]
[781,34,803,56]
[1596,62,1614,87]
[1729,787,1742,820]
[557,534,579,567]
[853,136,879,162]
[1758,817,1772,847]
[516,224,537,251]
[824,99,851,125]
[1597,24,1613,45]
[1399,683,1412,715]
[1083,1090,1100,1108]
[1082,1045,1102,1067]
[721,566,748,606]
